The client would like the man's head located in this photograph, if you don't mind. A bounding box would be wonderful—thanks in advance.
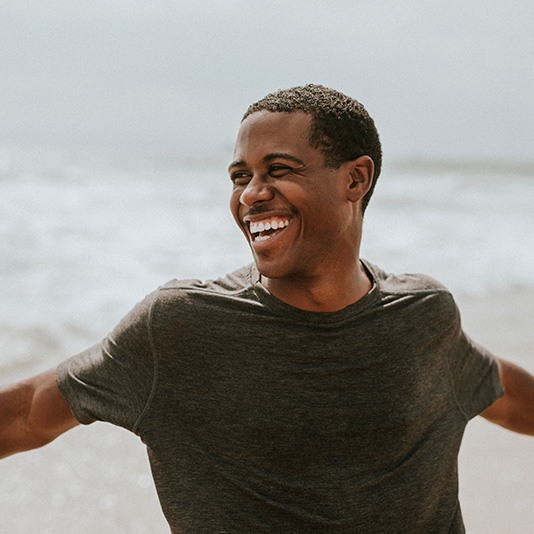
[242,84,382,215]
[230,106,375,284]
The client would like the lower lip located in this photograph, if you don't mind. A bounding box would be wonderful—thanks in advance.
[250,225,290,249]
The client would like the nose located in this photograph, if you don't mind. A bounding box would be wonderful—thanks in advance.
[239,173,274,207]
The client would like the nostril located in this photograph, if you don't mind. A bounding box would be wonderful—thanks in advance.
[239,179,272,207]
[239,188,254,207]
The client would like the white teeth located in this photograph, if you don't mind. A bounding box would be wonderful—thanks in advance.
[249,219,289,235]
[248,218,290,242]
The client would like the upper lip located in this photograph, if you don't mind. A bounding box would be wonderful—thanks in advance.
[242,209,294,225]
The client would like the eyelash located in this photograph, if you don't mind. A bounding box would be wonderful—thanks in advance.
[231,165,291,184]
[231,172,251,185]
[269,165,290,175]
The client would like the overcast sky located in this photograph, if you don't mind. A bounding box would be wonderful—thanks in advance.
[1,1,532,161]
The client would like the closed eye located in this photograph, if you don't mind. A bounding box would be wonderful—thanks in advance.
[268,164,292,177]
[230,171,252,186]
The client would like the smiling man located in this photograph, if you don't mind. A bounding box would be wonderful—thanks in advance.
[229,109,373,311]
[1,85,534,533]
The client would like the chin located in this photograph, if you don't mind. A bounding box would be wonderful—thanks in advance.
[253,256,291,281]
[253,255,308,283]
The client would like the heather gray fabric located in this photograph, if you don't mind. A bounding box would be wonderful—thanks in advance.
[57,261,503,533]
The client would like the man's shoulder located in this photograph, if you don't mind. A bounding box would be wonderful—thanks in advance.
[365,260,459,324]
[365,260,457,315]
[156,263,257,302]
[365,260,452,297]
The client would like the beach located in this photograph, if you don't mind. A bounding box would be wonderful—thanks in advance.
[1,289,532,533]
[458,288,534,534]
[1,148,533,532]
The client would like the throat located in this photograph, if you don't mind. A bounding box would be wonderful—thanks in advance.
[261,265,372,312]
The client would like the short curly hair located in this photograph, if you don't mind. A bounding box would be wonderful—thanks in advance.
[243,84,382,214]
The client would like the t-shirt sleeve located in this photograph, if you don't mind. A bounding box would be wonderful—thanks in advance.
[56,291,158,433]
[446,299,504,421]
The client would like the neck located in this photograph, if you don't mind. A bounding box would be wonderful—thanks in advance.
[261,260,372,312]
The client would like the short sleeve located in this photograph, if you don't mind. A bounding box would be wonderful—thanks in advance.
[56,291,158,433]
[446,301,504,421]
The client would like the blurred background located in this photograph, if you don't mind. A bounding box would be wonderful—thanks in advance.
[1,0,533,160]
[1,1,533,532]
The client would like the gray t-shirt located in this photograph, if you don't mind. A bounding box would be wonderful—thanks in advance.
[57,261,503,533]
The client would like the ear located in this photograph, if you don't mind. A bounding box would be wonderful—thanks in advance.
[344,156,374,203]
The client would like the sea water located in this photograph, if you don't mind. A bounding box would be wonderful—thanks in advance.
[0,146,533,531]
[1,147,532,379]
[1,147,533,375]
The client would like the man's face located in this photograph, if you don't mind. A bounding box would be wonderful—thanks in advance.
[229,111,356,281]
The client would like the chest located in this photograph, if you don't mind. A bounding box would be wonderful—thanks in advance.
[148,316,455,468]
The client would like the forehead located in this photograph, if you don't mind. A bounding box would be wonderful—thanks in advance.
[233,111,314,159]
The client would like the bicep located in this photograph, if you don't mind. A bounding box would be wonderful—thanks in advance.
[480,359,507,423]
[480,359,534,435]
[26,369,79,445]
[1,369,79,458]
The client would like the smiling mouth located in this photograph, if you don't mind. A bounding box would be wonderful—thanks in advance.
[248,218,291,242]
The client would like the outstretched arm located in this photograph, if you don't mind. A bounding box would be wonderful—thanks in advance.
[481,359,534,435]
[0,369,79,459]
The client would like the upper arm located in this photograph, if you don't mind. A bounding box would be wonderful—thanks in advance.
[26,369,80,442]
[0,369,79,458]
[480,358,534,435]
[56,293,158,432]
[479,359,507,424]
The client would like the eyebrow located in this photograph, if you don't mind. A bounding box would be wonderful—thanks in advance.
[228,152,305,173]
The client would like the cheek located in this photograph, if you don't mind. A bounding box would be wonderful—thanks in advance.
[229,188,239,214]
[229,189,245,228]
[304,195,346,235]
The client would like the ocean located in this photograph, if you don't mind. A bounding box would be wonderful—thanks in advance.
[1,146,533,532]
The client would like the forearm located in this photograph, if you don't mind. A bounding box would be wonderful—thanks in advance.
[0,381,46,459]
[481,359,534,435]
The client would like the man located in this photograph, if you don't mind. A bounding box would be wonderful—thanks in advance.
[1,84,534,532]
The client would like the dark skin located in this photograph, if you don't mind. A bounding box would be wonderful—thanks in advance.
[229,111,372,312]
[0,370,78,459]
[1,110,534,462]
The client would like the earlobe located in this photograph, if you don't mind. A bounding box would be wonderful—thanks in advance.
[346,156,374,202]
